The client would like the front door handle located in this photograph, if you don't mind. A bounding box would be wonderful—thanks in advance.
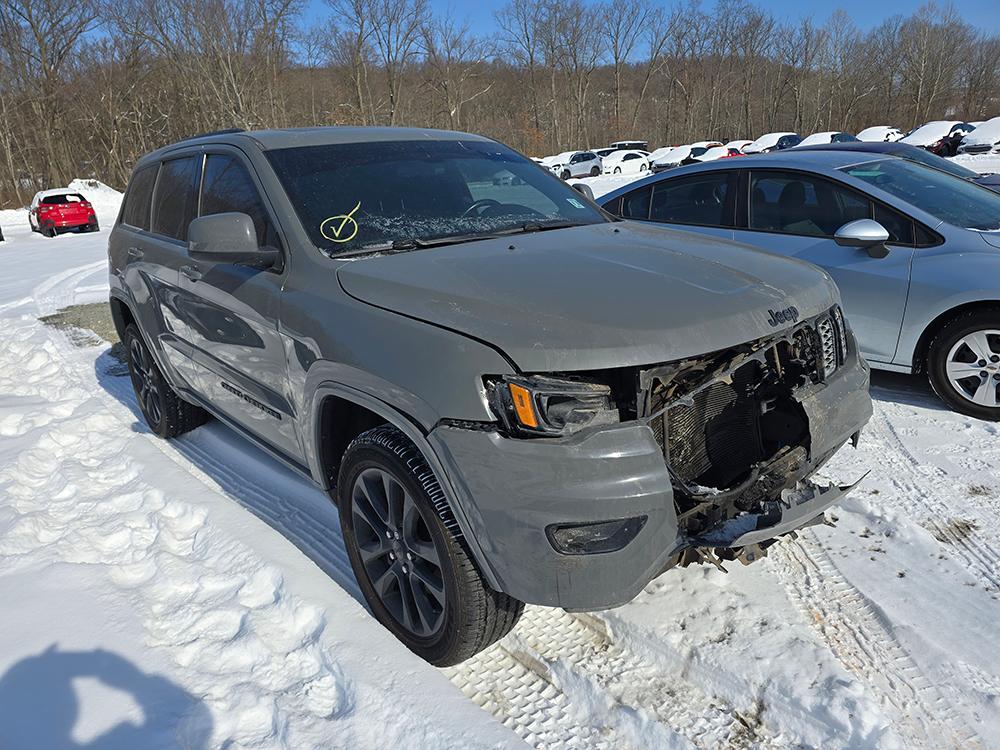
[180,265,202,282]
[127,246,143,259]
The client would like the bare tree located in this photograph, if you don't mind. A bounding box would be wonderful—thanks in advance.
[601,0,649,137]
[365,0,428,125]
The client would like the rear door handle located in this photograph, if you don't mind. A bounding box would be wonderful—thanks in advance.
[180,265,202,282]
[127,247,143,259]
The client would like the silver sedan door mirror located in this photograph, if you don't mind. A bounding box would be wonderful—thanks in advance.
[188,212,279,266]
[834,218,891,259]
[571,183,595,200]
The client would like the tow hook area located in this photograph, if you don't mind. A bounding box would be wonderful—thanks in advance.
[679,474,867,572]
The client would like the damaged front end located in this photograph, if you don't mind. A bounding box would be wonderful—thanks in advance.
[638,305,866,569]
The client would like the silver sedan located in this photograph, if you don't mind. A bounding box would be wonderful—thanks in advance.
[600,151,1000,419]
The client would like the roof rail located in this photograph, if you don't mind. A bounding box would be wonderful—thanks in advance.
[175,128,246,143]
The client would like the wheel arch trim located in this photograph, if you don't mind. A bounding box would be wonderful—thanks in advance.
[310,382,503,591]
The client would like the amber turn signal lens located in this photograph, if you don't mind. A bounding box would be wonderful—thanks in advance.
[508,383,539,428]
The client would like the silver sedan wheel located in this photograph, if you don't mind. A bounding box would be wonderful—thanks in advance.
[350,468,446,638]
[946,329,1000,407]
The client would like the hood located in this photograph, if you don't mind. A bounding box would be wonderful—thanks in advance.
[337,222,840,372]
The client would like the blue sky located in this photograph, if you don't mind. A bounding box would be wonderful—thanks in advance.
[307,0,999,35]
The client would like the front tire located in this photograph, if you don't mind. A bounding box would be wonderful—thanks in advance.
[928,309,1000,420]
[613,166,621,174]
[560,169,571,180]
[124,323,208,437]
[337,425,523,666]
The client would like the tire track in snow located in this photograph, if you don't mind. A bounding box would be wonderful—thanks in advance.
[445,607,784,750]
[770,535,981,750]
[868,403,1000,593]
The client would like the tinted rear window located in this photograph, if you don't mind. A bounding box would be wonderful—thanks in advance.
[152,157,200,240]
[41,193,86,205]
[122,165,158,230]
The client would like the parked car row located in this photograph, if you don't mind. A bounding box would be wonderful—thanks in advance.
[542,116,997,183]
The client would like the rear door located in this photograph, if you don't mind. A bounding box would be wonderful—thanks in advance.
[170,148,301,461]
[731,169,914,362]
[110,158,198,388]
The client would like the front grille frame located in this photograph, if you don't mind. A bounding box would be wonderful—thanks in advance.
[641,308,841,496]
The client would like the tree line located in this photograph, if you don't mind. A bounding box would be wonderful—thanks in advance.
[0,0,997,205]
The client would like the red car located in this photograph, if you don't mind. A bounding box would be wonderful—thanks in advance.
[29,190,99,237]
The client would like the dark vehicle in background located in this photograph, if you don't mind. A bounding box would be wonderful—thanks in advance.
[600,151,1000,420]
[900,121,975,156]
[794,140,1000,193]
[29,190,99,237]
[107,126,871,666]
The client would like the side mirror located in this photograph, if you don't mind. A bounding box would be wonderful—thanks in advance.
[571,183,595,200]
[188,212,278,266]
[834,219,890,258]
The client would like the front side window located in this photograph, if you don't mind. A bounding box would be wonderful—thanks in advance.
[152,156,200,241]
[201,154,279,249]
[264,139,606,254]
[122,164,158,230]
[649,172,731,226]
[841,158,1000,231]
[750,171,868,237]
[873,203,914,245]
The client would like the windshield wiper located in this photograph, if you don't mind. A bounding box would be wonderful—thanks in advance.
[333,220,589,257]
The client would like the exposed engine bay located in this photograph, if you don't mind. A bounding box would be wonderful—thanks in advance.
[635,307,857,566]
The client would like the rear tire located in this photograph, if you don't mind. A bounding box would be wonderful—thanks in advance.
[589,166,600,176]
[42,225,55,238]
[927,309,1000,421]
[124,323,208,438]
[337,425,523,666]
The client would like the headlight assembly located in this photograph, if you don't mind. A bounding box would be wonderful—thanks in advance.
[485,375,619,437]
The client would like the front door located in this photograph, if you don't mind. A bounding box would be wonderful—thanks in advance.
[170,149,302,462]
[731,169,913,363]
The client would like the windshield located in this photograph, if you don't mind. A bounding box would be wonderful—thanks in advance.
[840,158,1000,231]
[265,139,606,254]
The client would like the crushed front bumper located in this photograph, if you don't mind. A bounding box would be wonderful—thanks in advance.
[429,344,872,610]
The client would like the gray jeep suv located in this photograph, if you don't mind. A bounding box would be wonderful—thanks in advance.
[108,127,872,665]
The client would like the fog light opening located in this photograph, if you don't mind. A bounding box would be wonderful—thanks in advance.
[546,516,647,555]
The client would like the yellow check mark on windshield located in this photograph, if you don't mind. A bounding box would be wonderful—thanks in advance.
[320,201,362,243]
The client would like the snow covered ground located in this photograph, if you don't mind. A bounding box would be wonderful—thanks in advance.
[1,179,1000,749]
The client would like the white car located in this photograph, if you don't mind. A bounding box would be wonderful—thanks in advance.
[900,120,975,155]
[693,146,736,162]
[957,116,1000,155]
[602,150,649,174]
[723,140,753,153]
[688,140,723,149]
[742,132,801,153]
[855,126,904,143]
[795,131,859,147]
[547,150,602,179]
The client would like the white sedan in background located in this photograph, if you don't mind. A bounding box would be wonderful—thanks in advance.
[957,116,1000,155]
[796,131,860,146]
[602,150,649,174]
[856,126,904,142]
[723,139,753,153]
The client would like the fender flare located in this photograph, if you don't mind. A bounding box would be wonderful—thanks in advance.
[310,381,503,591]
